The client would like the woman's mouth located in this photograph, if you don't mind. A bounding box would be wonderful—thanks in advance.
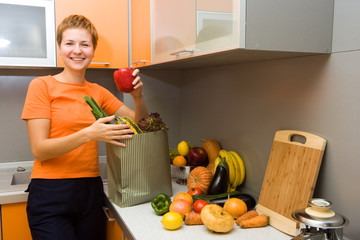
[70,57,85,61]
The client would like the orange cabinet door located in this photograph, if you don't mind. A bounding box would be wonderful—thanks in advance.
[106,218,124,240]
[105,207,127,240]
[131,0,151,68]
[55,0,128,68]
[1,202,32,240]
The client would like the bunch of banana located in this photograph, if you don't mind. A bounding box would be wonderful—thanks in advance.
[214,149,246,192]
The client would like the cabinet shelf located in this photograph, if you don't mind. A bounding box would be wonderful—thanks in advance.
[139,47,328,70]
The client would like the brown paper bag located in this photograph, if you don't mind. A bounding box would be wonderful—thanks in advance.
[106,130,173,207]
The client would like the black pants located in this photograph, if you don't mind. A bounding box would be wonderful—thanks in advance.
[26,177,106,240]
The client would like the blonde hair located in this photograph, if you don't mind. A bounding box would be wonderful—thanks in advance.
[56,15,98,50]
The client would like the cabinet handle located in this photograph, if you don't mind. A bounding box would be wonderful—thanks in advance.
[132,60,149,65]
[170,48,194,56]
[90,62,110,66]
[103,207,115,222]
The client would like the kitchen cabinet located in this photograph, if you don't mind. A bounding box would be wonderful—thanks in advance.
[147,0,334,69]
[105,207,127,240]
[130,0,152,68]
[55,0,128,68]
[0,202,123,240]
[1,202,32,240]
[0,0,56,67]
[151,0,196,63]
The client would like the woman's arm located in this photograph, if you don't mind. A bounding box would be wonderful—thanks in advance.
[27,116,133,161]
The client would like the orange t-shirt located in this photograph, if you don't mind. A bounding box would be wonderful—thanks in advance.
[21,75,123,179]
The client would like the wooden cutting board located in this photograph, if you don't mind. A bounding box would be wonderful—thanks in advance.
[257,130,326,236]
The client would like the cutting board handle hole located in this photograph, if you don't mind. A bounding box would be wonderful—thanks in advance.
[290,134,306,144]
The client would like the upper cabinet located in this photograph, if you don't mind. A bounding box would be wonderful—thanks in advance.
[147,0,334,69]
[151,0,197,63]
[0,0,56,67]
[55,0,128,68]
[130,0,152,68]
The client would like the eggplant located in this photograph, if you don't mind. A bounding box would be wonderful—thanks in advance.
[207,157,228,195]
[192,191,257,210]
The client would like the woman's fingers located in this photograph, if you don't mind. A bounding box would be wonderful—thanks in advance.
[132,68,139,76]
[97,115,115,123]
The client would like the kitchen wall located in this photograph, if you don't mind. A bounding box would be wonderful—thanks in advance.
[172,51,359,238]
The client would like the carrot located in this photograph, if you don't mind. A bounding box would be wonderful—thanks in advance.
[236,210,258,225]
[239,214,268,228]
[184,212,203,225]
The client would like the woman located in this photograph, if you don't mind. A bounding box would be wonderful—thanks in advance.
[21,15,148,240]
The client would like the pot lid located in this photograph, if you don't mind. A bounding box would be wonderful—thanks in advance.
[292,209,349,229]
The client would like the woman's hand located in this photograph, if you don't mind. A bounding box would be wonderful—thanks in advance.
[87,116,134,147]
[129,68,144,98]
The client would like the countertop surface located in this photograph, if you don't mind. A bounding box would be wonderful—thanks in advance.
[0,166,291,240]
[106,179,292,240]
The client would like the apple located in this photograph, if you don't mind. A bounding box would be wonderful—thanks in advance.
[113,68,135,93]
[188,147,208,166]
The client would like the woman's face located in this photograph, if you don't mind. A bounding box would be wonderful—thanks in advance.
[58,28,94,72]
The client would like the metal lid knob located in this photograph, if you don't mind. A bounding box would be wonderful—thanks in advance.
[292,198,349,229]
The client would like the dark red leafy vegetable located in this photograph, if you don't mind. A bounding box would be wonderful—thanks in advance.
[137,112,168,132]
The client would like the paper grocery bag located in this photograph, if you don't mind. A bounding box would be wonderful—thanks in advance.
[106,130,173,208]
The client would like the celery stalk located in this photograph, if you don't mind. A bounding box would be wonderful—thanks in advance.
[84,96,108,120]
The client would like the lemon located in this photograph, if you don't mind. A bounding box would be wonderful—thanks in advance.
[177,141,190,156]
[161,212,183,230]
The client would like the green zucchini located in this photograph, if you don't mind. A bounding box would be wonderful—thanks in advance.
[192,191,257,210]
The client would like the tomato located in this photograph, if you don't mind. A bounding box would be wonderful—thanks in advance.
[192,199,209,213]
[187,187,203,196]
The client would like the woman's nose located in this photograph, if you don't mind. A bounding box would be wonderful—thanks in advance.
[73,44,81,53]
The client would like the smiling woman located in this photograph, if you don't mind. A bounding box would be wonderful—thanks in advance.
[21,14,148,240]
[57,28,95,74]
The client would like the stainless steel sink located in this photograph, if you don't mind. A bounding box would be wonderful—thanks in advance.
[11,171,32,185]
[0,157,108,192]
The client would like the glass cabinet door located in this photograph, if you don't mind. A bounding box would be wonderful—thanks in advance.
[0,0,56,67]
[195,0,240,54]
[151,0,239,64]
[151,0,196,63]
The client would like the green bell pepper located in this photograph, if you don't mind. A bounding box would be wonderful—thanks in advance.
[151,193,172,215]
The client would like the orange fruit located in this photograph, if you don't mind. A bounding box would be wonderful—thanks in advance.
[223,198,247,219]
[173,192,194,206]
[173,155,187,166]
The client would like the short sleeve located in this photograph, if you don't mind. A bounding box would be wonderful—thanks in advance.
[98,86,123,115]
[21,77,51,120]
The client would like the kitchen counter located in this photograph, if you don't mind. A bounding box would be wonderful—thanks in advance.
[105,179,292,240]
[0,162,291,240]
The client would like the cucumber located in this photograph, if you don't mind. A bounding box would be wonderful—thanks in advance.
[192,191,256,210]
